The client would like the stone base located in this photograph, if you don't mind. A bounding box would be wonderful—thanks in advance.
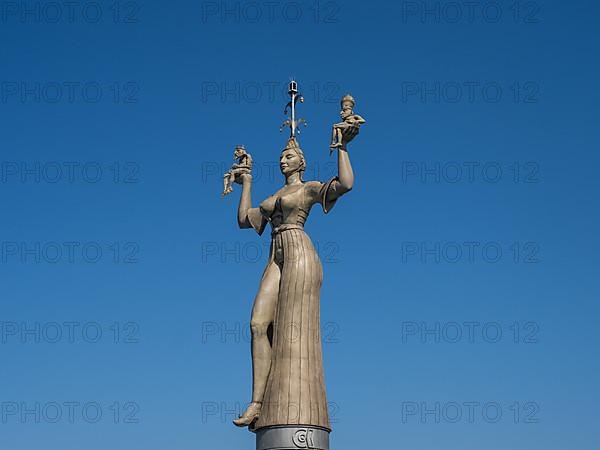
[254,425,330,450]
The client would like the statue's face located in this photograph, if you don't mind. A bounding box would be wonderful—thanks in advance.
[280,149,303,175]
[234,148,243,158]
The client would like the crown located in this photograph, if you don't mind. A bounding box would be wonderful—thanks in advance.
[341,94,355,107]
[283,137,301,151]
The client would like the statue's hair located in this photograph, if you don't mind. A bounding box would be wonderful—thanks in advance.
[341,94,355,108]
[282,138,306,180]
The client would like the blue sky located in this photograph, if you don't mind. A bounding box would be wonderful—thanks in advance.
[1,1,599,449]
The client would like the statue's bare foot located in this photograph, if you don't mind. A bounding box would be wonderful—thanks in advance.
[233,402,261,427]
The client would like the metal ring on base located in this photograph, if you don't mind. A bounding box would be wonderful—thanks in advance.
[254,425,330,450]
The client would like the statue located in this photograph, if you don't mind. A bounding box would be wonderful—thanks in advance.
[226,80,362,450]
[222,145,252,197]
[329,94,366,153]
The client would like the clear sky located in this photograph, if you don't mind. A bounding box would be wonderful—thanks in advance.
[1,1,599,449]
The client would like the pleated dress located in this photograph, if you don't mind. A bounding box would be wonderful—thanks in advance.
[247,177,339,432]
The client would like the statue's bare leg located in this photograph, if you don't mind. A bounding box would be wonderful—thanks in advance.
[330,127,342,149]
[223,175,229,194]
[233,260,280,427]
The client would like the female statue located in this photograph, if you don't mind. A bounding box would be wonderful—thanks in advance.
[232,126,359,432]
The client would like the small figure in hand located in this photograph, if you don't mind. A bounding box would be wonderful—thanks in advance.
[222,145,252,197]
[330,94,366,153]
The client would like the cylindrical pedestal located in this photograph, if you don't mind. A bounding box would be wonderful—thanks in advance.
[254,425,330,450]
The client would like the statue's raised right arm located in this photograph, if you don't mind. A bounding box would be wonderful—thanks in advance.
[237,173,254,229]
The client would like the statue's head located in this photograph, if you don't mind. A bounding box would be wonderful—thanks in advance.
[280,138,306,180]
[234,145,246,159]
[341,94,355,111]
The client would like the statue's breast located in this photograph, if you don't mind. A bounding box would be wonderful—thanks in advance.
[278,189,302,213]
[280,187,312,225]
[260,185,310,225]
[259,195,277,218]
